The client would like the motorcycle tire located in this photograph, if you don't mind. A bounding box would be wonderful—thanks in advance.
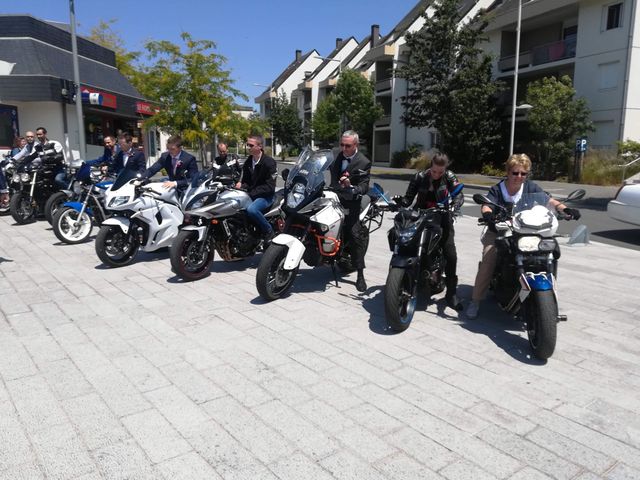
[10,191,36,224]
[170,229,215,281]
[52,206,93,245]
[95,225,139,268]
[526,290,558,360]
[384,267,417,332]
[44,191,69,225]
[256,244,298,301]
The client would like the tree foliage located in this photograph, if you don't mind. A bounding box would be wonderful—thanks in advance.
[270,91,303,152]
[525,75,594,178]
[311,95,340,147]
[333,69,383,150]
[396,0,503,170]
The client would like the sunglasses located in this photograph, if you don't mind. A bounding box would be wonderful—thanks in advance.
[340,143,355,147]
[246,143,256,148]
[510,171,529,177]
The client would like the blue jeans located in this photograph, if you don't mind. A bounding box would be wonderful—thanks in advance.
[55,170,68,189]
[246,195,274,234]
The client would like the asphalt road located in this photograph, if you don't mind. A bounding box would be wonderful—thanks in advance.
[369,176,640,252]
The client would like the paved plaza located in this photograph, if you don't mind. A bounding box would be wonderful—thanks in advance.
[0,208,639,480]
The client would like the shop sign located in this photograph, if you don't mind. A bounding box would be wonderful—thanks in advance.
[81,87,117,109]
[136,101,159,116]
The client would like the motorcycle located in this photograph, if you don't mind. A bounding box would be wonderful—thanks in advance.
[43,163,85,225]
[255,148,385,301]
[0,154,18,215]
[169,169,284,281]
[9,143,63,224]
[472,189,585,360]
[51,162,114,244]
[94,171,184,267]
[384,183,465,332]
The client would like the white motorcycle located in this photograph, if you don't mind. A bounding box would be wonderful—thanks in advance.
[95,172,183,267]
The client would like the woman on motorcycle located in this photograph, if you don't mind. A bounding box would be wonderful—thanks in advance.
[465,153,581,319]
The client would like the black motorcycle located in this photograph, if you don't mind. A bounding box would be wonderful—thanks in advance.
[9,143,63,224]
[0,153,18,215]
[384,183,464,332]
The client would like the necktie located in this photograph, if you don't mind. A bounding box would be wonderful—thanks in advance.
[342,156,351,172]
[172,156,178,175]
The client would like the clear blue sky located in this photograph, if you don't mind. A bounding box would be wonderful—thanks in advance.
[3,0,420,108]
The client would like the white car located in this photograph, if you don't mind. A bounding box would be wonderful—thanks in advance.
[607,172,640,227]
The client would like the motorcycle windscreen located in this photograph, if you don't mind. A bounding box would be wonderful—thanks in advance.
[111,169,140,191]
[511,192,558,236]
[284,149,336,209]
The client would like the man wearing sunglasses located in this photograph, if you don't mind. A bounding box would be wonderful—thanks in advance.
[329,130,372,292]
[236,135,277,242]
[466,153,581,319]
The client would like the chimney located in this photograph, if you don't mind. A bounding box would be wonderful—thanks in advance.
[304,71,312,79]
[336,37,343,49]
[295,49,302,61]
[370,24,380,48]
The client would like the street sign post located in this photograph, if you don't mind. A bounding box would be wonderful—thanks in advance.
[573,136,588,182]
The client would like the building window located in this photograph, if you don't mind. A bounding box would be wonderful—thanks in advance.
[605,3,623,30]
[0,104,19,149]
[598,61,620,90]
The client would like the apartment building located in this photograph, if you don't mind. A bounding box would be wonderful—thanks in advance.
[485,0,640,149]
[254,49,322,155]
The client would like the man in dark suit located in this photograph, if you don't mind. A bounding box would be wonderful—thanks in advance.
[214,142,241,182]
[330,130,372,292]
[112,132,146,177]
[236,134,277,240]
[143,135,198,189]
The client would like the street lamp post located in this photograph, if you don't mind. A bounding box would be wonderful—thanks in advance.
[69,0,86,160]
[509,0,523,156]
[253,83,276,156]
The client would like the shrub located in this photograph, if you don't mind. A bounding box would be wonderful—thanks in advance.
[581,149,640,185]
[390,150,412,168]
[480,163,504,177]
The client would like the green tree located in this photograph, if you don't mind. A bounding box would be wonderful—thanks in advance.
[396,0,503,170]
[86,19,144,89]
[270,91,303,156]
[525,75,594,179]
[311,95,340,147]
[333,69,383,151]
[139,32,246,161]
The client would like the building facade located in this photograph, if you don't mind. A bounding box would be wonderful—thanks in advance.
[0,15,159,163]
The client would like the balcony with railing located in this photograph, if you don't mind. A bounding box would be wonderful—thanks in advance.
[498,36,577,72]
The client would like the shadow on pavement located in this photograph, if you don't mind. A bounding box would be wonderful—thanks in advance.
[94,248,170,270]
[592,228,640,246]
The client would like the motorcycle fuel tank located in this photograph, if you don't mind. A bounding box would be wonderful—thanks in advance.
[209,189,252,216]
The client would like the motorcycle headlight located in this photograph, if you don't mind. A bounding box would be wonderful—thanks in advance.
[397,223,419,245]
[20,173,30,182]
[517,236,541,252]
[73,182,83,194]
[286,183,306,209]
[108,196,130,207]
[12,173,20,183]
[538,239,557,252]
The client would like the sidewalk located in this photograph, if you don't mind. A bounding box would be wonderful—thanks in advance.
[0,207,639,479]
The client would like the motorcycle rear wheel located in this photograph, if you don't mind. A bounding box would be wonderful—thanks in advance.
[526,290,558,360]
[385,267,417,332]
[44,191,69,225]
[10,192,36,224]
[170,229,215,281]
[95,225,138,267]
[256,244,298,301]
[52,207,93,244]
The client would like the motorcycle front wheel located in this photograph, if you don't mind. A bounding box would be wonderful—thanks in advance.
[170,229,215,281]
[95,225,139,267]
[44,191,69,225]
[256,244,298,301]
[384,267,417,332]
[10,191,36,224]
[525,290,558,360]
[52,207,93,244]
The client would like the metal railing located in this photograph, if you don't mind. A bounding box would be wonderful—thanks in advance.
[618,154,640,183]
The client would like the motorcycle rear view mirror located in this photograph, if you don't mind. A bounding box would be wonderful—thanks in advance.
[566,189,586,202]
[472,193,492,205]
[281,168,290,182]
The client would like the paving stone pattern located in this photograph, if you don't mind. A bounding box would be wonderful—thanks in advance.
[0,212,639,479]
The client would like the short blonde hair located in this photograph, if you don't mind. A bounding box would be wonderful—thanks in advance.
[505,153,532,173]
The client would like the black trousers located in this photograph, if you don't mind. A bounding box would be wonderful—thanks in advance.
[342,203,368,270]
[441,215,458,288]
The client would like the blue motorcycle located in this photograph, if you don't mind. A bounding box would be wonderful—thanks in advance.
[51,162,113,244]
